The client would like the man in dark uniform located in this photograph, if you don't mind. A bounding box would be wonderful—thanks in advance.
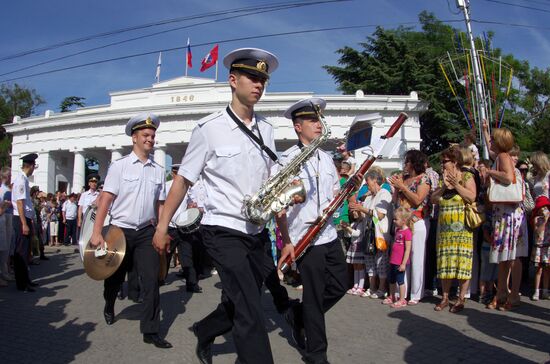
[12,153,40,292]
[90,113,171,349]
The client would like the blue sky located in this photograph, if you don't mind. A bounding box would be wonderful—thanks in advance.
[0,0,548,114]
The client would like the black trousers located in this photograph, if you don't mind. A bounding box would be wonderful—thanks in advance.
[13,216,32,290]
[168,227,200,285]
[103,225,160,334]
[424,217,438,291]
[194,225,274,364]
[64,219,77,245]
[195,231,290,340]
[296,239,347,363]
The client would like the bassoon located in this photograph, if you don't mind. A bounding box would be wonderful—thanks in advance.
[280,112,409,273]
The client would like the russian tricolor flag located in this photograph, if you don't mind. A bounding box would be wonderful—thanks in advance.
[186,38,192,68]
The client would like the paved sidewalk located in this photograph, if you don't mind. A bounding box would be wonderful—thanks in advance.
[0,247,549,364]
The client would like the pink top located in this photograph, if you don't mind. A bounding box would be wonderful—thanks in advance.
[389,227,412,266]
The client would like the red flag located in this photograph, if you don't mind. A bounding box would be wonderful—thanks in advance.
[200,44,219,72]
[186,38,192,68]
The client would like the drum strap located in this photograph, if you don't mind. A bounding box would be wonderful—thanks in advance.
[226,106,279,163]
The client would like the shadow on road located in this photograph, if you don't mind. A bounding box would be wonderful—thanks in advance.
[389,309,545,363]
[0,251,95,364]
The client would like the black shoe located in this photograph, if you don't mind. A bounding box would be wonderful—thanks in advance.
[28,281,39,287]
[103,305,115,325]
[176,270,185,278]
[19,286,35,293]
[143,334,173,349]
[192,322,213,364]
[285,305,306,350]
[186,284,203,293]
[39,255,49,260]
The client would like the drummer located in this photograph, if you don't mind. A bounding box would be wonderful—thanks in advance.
[90,112,172,349]
[166,163,203,293]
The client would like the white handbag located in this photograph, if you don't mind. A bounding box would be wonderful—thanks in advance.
[488,156,524,203]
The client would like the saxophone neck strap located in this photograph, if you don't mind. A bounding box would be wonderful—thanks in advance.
[226,106,278,163]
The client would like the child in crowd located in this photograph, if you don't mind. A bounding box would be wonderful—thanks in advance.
[383,207,413,308]
[531,196,550,301]
[343,210,367,296]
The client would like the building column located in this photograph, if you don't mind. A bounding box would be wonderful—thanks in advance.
[154,145,166,170]
[35,152,56,193]
[72,150,86,193]
[10,153,19,172]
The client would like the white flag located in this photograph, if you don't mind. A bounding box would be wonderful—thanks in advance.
[155,52,162,82]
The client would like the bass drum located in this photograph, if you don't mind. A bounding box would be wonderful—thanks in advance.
[78,206,110,261]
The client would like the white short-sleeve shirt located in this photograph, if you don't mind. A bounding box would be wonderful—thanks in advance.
[282,146,340,247]
[103,151,166,230]
[178,106,276,235]
[78,189,100,216]
[12,173,35,219]
[62,200,78,220]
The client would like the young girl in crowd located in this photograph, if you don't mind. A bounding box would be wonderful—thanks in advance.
[383,207,413,308]
[343,211,367,296]
[531,196,550,300]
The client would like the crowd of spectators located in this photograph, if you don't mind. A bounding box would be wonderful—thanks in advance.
[285,124,549,313]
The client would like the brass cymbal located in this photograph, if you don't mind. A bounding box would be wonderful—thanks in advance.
[159,253,168,281]
[83,225,126,281]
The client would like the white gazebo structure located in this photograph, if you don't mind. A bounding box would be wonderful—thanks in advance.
[5,77,428,193]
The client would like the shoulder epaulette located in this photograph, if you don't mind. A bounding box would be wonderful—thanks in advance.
[197,111,223,126]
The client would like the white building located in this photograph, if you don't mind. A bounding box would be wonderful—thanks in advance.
[5,77,428,193]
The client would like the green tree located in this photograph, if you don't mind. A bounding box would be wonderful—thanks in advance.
[59,96,86,112]
[0,83,45,166]
[324,11,547,156]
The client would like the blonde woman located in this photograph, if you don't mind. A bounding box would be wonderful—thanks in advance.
[479,127,523,310]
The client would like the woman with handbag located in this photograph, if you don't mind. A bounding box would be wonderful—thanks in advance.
[388,150,432,305]
[349,167,393,299]
[431,146,477,313]
[479,127,523,310]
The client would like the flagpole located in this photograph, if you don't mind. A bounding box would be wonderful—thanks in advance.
[185,60,188,77]
[215,60,218,81]
[155,52,162,83]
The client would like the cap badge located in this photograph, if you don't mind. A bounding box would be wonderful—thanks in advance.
[256,60,267,72]
[145,117,153,126]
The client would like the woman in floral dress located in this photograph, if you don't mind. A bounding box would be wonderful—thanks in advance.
[479,127,522,310]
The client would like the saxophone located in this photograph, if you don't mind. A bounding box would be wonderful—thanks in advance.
[243,103,331,225]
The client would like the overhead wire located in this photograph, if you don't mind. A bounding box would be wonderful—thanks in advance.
[482,0,550,13]
[0,0,349,62]
[3,17,549,84]
[0,20,464,83]
[0,1,345,77]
